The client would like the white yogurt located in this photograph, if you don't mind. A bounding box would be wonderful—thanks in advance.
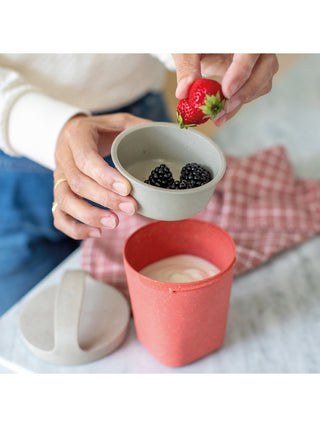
[139,254,220,283]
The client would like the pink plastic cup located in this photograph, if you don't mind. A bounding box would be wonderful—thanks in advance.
[123,219,236,367]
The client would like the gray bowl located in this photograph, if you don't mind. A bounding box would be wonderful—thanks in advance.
[111,122,226,221]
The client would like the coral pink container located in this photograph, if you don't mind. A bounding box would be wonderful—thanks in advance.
[123,219,236,367]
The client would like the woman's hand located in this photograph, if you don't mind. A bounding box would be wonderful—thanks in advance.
[172,54,279,126]
[53,113,149,240]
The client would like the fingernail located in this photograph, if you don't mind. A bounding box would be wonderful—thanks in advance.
[112,182,129,196]
[100,216,116,228]
[214,110,226,121]
[215,114,227,127]
[119,201,135,215]
[89,229,102,238]
[226,98,241,113]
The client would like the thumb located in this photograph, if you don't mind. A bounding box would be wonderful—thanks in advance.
[172,54,202,99]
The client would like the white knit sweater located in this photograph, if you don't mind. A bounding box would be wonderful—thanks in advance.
[0,54,174,169]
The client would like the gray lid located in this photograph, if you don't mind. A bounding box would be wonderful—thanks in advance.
[19,270,130,365]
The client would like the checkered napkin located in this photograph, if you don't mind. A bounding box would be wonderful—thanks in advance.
[80,145,320,301]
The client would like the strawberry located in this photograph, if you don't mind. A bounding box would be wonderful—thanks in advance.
[176,78,225,129]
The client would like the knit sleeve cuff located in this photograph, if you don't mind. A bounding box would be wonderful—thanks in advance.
[8,91,90,170]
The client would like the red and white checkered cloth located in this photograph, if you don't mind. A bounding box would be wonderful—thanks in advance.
[81,145,320,301]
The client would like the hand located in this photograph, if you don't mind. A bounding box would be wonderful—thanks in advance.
[172,54,279,126]
[53,113,149,240]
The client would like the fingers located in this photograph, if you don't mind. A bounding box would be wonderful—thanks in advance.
[53,160,137,239]
[59,175,136,220]
[52,178,105,240]
[60,117,132,196]
[221,54,261,99]
[52,173,136,240]
[53,113,145,240]
[54,178,118,226]
[54,210,102,240]
[172,54,202,99]
[57,154,137,215]
[72,145,131,197]
[225,54,279,108]
[214,104,242,127]
[214,54,279,126]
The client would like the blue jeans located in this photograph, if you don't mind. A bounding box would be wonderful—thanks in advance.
[0,92,171,316]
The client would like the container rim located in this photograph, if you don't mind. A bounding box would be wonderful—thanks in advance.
[111,122,227,194]
[123,218,236,293]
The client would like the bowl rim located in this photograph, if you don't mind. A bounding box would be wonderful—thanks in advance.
[111,122,226,193]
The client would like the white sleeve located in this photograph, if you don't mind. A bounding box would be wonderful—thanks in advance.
[0,66,90,170]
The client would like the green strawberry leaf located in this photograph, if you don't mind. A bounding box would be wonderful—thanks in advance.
[199,93,225,119]
[176,112,197,129]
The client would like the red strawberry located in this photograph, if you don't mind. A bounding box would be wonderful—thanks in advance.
[176,78,225,129]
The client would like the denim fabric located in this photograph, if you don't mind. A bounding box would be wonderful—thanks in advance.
[0,92,171,315]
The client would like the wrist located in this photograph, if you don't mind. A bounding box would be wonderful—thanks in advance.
[9,92,90,169]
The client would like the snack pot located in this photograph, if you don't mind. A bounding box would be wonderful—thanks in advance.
[123,219,236,367]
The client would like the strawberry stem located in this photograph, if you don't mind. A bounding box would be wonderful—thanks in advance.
[199,92,225,119]
[176,112,197,129]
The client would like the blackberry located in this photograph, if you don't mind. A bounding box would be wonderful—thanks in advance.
[180,163,212,188]
[168,179,189,190]
[144,164,174,188]
[144,162,212,190]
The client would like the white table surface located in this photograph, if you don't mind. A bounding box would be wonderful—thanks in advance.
[1,54,320,374]
[0,236,319,374]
